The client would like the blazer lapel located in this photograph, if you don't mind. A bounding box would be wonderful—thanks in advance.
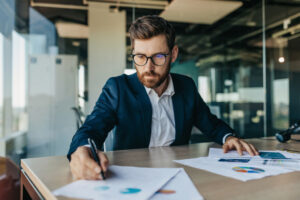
[171,74,185,145]
[128,73,152,146]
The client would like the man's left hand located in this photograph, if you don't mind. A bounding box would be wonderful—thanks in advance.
[223,136,259,156]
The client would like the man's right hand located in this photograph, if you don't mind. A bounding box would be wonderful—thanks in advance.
[70,146,109,180]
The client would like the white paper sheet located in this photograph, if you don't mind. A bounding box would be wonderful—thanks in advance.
[209,148,300,160]
[174,157,293,182]
[208,148,253,158]
[247,150,300,170]
[53,165,180,200]
[280,150,300,159]
[248,158,300,171]
[151,168,203,200]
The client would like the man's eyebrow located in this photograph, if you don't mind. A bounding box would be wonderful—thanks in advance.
[133,51,169,55]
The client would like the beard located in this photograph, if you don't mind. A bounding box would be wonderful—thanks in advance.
[136,63,170,89]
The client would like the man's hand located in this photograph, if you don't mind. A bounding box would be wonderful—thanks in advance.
[223,136,259,156]
[70,146,109,180]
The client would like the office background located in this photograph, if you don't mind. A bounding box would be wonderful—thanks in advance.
[0,0,299,164]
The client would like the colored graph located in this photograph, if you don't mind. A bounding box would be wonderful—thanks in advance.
[94,186,142,195]
[232,166,265,173]
[120,188,141,194]
[259,152,287,159]
[157,189,176,194]
[94,186,110,191]
[219,158,250,163]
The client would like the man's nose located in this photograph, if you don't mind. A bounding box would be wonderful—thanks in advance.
[144,58,155,71]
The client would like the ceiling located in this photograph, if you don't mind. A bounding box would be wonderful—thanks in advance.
[161,0,243,24]
[10,0,300,65]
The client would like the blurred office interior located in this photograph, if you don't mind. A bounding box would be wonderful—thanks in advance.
[0,0,299,165]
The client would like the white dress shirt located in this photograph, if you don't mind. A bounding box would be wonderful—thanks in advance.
[146,75,176,147]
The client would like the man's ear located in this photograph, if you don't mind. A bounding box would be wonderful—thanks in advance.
[171,45,179,63]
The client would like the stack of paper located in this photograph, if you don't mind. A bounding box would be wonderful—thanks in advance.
[53,165,203,200]
[174,148,300,182]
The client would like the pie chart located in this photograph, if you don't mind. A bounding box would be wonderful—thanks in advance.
[120,188,141,194]
[233,166,265,173]
[94,186,110,191]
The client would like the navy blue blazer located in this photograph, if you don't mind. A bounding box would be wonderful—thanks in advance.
[67,73,234,159]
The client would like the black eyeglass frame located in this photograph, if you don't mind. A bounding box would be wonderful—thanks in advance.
[131,53,170,66]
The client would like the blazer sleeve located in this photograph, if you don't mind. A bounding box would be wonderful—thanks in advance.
[67,77,119,160]
[192,80,235,145]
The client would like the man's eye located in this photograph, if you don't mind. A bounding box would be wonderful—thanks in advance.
[136,55,145,58]
[155,54,164,58]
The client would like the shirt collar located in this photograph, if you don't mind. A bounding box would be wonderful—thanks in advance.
[144,74,175,96]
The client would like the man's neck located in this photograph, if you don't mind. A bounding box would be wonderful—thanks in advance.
[154,75,169,97]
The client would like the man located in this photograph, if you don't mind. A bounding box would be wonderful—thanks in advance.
[68,15,259,180]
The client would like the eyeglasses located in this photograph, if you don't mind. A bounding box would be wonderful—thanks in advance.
[131,53,169,66]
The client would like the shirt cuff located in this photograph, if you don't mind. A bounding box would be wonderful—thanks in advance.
[222,133,234,144]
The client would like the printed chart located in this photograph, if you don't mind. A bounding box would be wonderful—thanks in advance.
[94,186,142,194]
[157,189,176,194]
[232,167,265,173]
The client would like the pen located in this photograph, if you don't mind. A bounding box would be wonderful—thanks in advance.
[88,138,106,180]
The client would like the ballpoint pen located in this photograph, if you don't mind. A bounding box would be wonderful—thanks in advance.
[88,138,106,180]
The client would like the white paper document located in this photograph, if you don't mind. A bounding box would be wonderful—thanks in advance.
[248,150,300,170]
[151,168,203,200]
[174,157,293,182]
[175,148,300,182]
[53,165,180,200]
[209,148,300,160]
[279,150,300,159]
[248,158,300,171]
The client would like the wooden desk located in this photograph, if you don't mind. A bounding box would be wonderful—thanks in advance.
[21,136,300,200]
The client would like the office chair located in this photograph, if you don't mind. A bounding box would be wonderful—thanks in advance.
[0,157,20,200]
[71,107,85,129]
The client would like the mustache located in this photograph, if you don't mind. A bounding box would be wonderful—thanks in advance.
[142,71,158,77]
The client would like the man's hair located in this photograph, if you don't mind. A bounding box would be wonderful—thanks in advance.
[129,15,176,50]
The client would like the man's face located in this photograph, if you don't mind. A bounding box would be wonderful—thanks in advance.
[133,34,177,89]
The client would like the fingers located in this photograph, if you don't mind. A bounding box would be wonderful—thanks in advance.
[233,140,243,156]
[223,143,230,153]
[223,137,259,156]
[239,140,260,156]
[85,156,101,173]
[84,158,103,180]
[240,140,255,156]
[249,143,259,155]
[69,146,109,180]
[224,137,243,155]
[98,152,109,172]
[83,164,102,180]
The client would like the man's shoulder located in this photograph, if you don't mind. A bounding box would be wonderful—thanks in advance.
[104,73,139,94]
[106,73,136,85]
[170,73,194,85]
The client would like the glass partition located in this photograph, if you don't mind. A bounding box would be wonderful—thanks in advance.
[265,1,300,135]
[169,2,265,139]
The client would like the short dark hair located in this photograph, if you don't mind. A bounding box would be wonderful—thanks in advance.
[129,15,176,50]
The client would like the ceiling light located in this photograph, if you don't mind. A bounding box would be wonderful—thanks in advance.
[278,57,285,63]
[72,41,80,47]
